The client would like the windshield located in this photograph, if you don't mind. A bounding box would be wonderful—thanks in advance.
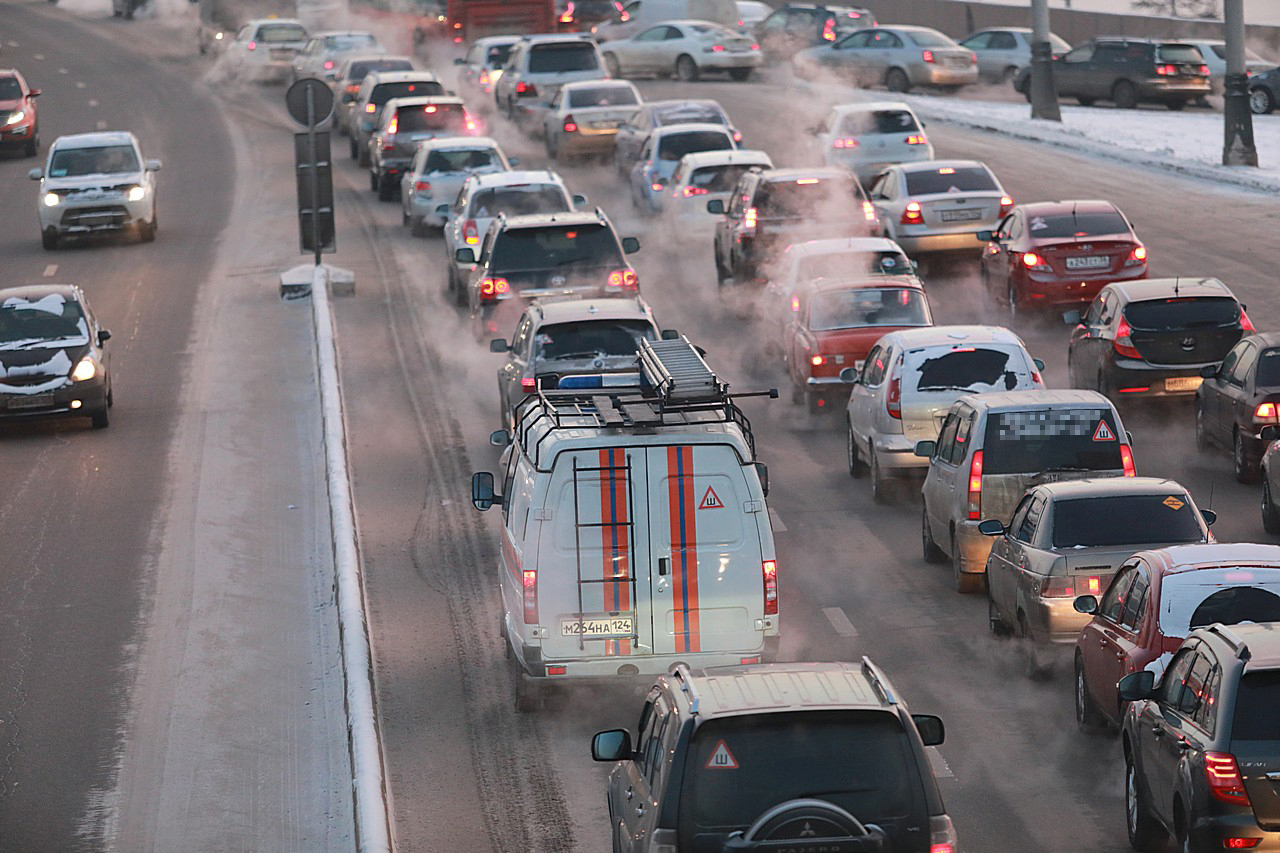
[425,147,498,173]
[981,408,1123,475]
[654,103,726,126]
[467,186,570,218]
[907,346,1027,393]
[371,80,445,105]
[349,59,413,79]
[534,319,655,361]
[0,78,24,99]
[905,29,953,48]
[687,163,762,193]
[1156,44,1203,63]
[1233,670,1280,741]
[1026,211,1130,239]
[688,711,923,831]
[905,166,997,195]
[324,34,377,51]
[567,86,638,108]
[1051,494,1204,548]
[1158,568,1280,635]
[1124,297,1240,331]
[258,24,307,43]
[0,294,89,350]
[528,44,600,73]
[658,130,732,162]
[810,288,929,331]
[839,110,919,136]
[490,224,623,273]
[799,250,912,279]
[394,103,466,133]
[48,144,139,177]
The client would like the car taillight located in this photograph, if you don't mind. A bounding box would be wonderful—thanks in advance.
[345,83,360,94]
[1241,309,1255,332]
[515,81,537,96]
[1125,245,1147,267]
[682,186,708,197]
[929,815,958,853]
[862,201,877,222]
[324,59,334,70]
[901,201,923,225]
[999,195,1014,217]
[1255,402,1278,421]
[1120,444,1136,477]
[886,373,901,419]
[1115,317,1142,359]
[1155,63,1177,76]
[1086,575,1101,595]
[465,110,479,133]
[480,277,510,300]
[412,180,432,194]
[905,134,928,145]
[922,49,936,63]
[651,182,664,191]
[708,44,727,52]
[563,114,578,133]
[967,450,983,520]
[832,137,859,149]
[732,129,743,142]
[1205,752,1251,805]
[479,70,490,85]
[247,40,256,51]
[365,103,377,113]
[560,0,574,23]
[1041,575,1076,598]
[810,355,824,367]
[762,560,778,615]
[463,219,479,244]
[1022,251,1051,271]
[522,569,538,623]
[521,377,537,394]
[969,51,978,65]
[822,18,836,40]
[607,269,639,290]
[744,207,758,230]
[1198,64,1210,75]
[750,44,760,51]
[1222,838,1261,849]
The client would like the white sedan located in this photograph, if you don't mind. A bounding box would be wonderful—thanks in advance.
[601,20,763,82]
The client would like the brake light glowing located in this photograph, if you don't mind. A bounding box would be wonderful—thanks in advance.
[743,207,758,229]
[682,186,708,197]
[324,60,334,70]
[901,201,923,225]
[810,355,824,367]
[1255,402,1278,420]
[607,269,639,290]
[795,178,820,184]
[1087,576,1101,595]
[886,372,901,419]
[387,116,398,134]
[515,81,537,95]
[1155,63,1178,76]
[1022,251,1050,271]
[424,105,437,113]
[938,167,955,174]
[1222,839,1260,849]
[1115,317,1141,359]
[365,103,377,112]
[480,277,510,300]
[822,17,836,40]
[862,201,877,222]
[479,70,490,85]
[345,83,360,94]
[1125,245,1147,267]
[651,182,664,191]
[967,450,983,519]
[521,377,537,393]
[463,219,479,244]
[560,1,574,22]
[905,134,927,145]
[1205,752,1251,805]
[414,180,431,192]
[922,49,936,63]
[832,137,859,149]
[762,560,778,615]
[970,51,978,65]
[522,569,538,623]
[710,44,726,52]
[791,296,800,312]
[1120,444,1136,477]
[563,114,578,133]
[247,40,256,51]
[999,195,1014,216]
[1241,309,1255,332]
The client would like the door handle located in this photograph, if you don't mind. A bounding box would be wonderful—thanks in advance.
[635,804,646,817]
[624,787,633,800]
[658,557,669,576]
[1151,725,1164,738]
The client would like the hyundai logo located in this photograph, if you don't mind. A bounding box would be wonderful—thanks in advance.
[1180,336,1196,350]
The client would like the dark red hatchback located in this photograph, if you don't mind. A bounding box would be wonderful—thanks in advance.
[0,69,41,158]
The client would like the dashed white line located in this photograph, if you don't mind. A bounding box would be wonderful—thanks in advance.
[4,41,17,48]
[822,606,859,637]
[42,265,57,278]
[768,507,788,532]
[927,746,956,780]
[57,67,69,75]
[87,99,98,107]
[95,120,108,130]
[75,81,86,89]
[33,53,45,61]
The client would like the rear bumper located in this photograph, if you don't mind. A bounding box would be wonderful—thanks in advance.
[953,521,995,575]
[872,432,929,472]
[1025,597,1094,644]
[921,66,979,86]
[1105,358,1211,398]
[1139,80,1211,99]
[895,230,988,255]
[1017,266,1146,308]
[558,131,619,155]
[1187,814,1280,851]
[700,52,765,70]
[511,636,779,680]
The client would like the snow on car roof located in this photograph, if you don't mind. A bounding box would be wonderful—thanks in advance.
[50,131,136,150]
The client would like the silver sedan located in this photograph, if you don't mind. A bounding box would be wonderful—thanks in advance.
[793,25,978,92]
[868,160,1012,256]
[601,20,764,82]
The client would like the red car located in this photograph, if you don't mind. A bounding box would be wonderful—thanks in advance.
[783,275,932,413]
[979,199,1146,316]
[1072,543,1280,731]
[0,69,41,158]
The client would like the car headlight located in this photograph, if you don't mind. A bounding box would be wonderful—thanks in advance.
[71,356,97,382]
[43,192,62,207]
[4,110,25,126]
[126,185,147,202]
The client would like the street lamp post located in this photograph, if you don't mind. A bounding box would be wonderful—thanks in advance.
[1222,0,1258,166]
[1029,0,1062,121]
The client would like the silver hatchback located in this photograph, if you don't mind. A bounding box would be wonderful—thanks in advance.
[793,25,978,92]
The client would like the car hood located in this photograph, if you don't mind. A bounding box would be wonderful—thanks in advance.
[42,171,145,191]
[0,342,89,384]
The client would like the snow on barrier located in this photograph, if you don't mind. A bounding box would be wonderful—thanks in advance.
[309,263,393,853]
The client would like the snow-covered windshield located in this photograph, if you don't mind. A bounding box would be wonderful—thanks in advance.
[1158,568,1280,635]
[0,294,89,350]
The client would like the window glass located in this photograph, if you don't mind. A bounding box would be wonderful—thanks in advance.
[1093,43,1126,63]
[489,224,623,275]
[951,409,975,464]
[394,102,467,134]
[467,185,571,218]
[647,711,672,785]
[1014,496,1042,543]
[1124,297,1240,331]
[1008,495,1033,541]
[1229,342,1257,386]
[1256,348,1280,387]
[1215,343,1244,380]
[370,80,446,105]
[755,176,865,219]
[348,58,413,80]
[867,31,902,48]
[257,23,307,42]
[1194,663,1219,732]
[1024,211,1131,238]
[1121,570,1149,630]
[528,43,600,73]
[1084,296,1104,327]
[904,29,952,48]
[1101,565,1136,622]
[837,109,920,136]
[979,408,1123,475]
[1156,44,1204,63]
[1156,568,1280,635]
[533,320,656,361]
[1050,494,1204,548]
[0,77,23,99]
[904,166,998,195]
[1178,652,1212,716]
[808,288,929,332]
[905,346,1032,394]
[657,130,733,162]
[1158,648,1197,708]
[688,163,768,193]
[568,85,639,108]
[961,32,991,50]
[989,31,1017,50]
[1233,670,1280,740]
[863,346,888,385]
[485,43,514,68]
[48,145,139,177]
[934,414,959,464]
[425,147,498,173]
[0,293,90,346]
[1063,44,1094,63]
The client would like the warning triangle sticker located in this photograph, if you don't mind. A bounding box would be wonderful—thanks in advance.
[699,486,724,510]
[1092,421,1117,442]
[705,739,738,770]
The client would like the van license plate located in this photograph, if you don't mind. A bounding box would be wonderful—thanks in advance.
[562,615,634,638]
[1165,377,1202,392]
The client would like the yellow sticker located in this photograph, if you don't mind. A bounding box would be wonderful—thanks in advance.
[1163,496,1185,510]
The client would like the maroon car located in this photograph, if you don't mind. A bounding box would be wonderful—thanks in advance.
[979,200,1146,316]
[0,69,41,158]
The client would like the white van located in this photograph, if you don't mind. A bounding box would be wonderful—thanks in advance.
[472,338,780,710]
[592,0,740,42]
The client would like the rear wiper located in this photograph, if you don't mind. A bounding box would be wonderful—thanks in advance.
[916,384,980,392]
[1042,466,1094,473]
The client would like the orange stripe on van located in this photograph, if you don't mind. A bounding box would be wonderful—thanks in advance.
[667,446,701,654]
[599,448,631,656]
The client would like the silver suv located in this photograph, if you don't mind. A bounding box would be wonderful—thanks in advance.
[493,35,608,133]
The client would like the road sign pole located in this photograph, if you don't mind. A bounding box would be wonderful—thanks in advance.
[1222,0,1258,166]
[306,87,323,266]
[1029,0,1062,121]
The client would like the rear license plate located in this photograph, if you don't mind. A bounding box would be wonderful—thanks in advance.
[940,208,982,222]
[591,120,620,129]
[7,393,54,410]
[1066,255,1110,270]
[1165,377,1202,392]
[561,615,634,638]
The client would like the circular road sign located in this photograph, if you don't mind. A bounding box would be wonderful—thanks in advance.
[285,78,335,129]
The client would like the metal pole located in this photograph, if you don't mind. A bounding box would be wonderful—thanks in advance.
[1029,0,1062,121]
[306,86,323,266]
[1222,0,1258,166]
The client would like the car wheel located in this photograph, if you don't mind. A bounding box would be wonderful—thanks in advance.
[1126,751,1165,851]
[41,229,59,251]
[1194,407,1212,452]
[1250,86,1276,115]
[410,216,428,238]
[1234,430,1259,484]
[922,504,946,563]
[869,449,890,503]
[713,247,728,286]
[1001,66,1018,85]
[847,423,866,478]
[369,170,379,192]
[728,68,752,82]
[1077,95,1096,106]
[885,68,910,93]
[987,584,1011,635]
[1017,614,1053,679]
[1112,79,1138,110]
[377,174,396,202]
[509,656,539,713]
[358,146,371,168]
[1263,478,1280,534]
[1166,99,1186,111]
[604,53,621,78]
[952,537,981,594]
[137,217,156,243]
[1075,654,1106,732]
[1097,370,1112,398]
[675,55,699,82]
[91,408,110,429]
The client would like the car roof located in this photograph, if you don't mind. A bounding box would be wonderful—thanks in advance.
[1093,36,1195,46]
[314,30,376,38]
[760,166,851,182]
[655,19,735,28]
[1108,277,1233,302]
[650,122,734,138]
[469,169,565,188]
[417,135,500,150]
[809,275,923,293]
[385,95,464,109]
[0,284,84,302]
[896,159,988,173]
[648,98,725,113]
[1241,332,1280,349]
[1031,477,1189,499]
[892,324,1022,347]
[676,149,771,169]
[877,24,947,34]
[970,27,1033,34]
[1202,623,1280,670]
[1149,543,1280,573]
[1015,199,1121,217]
[959,389,1113,411]
[786,237,906,258]
[676,661,897,718]
[519,33,597,45]
[530,297,652,324]
[501,210,607,229]
[560,78,636,90]
[245,18,304,26]
[472,35,521,47]
[830,100,915,115]
[50,131,137,150]
[370,70,441,83]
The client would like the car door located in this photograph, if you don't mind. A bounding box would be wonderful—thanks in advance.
[631,137,656,198]
[1070,291,1111,388]
[616,694,671,851]
[1009,493,1049,624]
[1055,43,1096,96]
[1223,340,1258,444]
[922,408,960,542]
[983,212,1018,302]
[959,31,994,79]
[1080,562,1136,717]
[848,343,887,450]
[786,290,811,382]
[1199,341,1242,441]
[499,315,534,413]
[1134,646,1204,818]
[989,493,1035,624]
[626,25,669,73]
[985,30,1021,79]
[862,30,901,83]
[1103,563,1151,714]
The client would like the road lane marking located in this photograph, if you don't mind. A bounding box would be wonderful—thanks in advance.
[5,41,17,48]
[95,120,107,130]
[58,67,69,75]
[33,53,45,60]
[927,747,955,780]
[822,606,858,637]
[88,99,99,107]
[768,507,787,532]
[42,265,57,277]
[75,81,86,89]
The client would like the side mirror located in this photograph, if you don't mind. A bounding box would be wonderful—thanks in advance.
[976,230,994,242]
[839,366,858,383]
[435,203,451,218]
[977,519,1006,536]
[1200,364,1218,379]
[146,159,163,172]
[508,156,520,166]
[591,729,633,762]
[1201,508,1217,526]
[1073,594,1098,615]
[1261,424,1280,442]
[1062,309,1081,326]
[913,440,936,458]
[755,462,769,498]
[28,168,43,180]
[29,88,42,97]
[489,430,511,447]
[1033,358,1046,371]
[453,57,465,65]
[489,338,509,353]
[572,193,588,208]
[706,199,725,214]
[471,471,500,511]
[455,248,476,264]
[341,92,356,103]
[621,236,640,254]
[1117,670,1156,702]
[653,177,667,188]
[912,714,945,746]
[447,89,456,96]
[661,329,679,340]
[97,329,112,345]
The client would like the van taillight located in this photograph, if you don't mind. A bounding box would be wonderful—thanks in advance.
[929,814,958,853]
[862,201,878,223]
[967,450,983,520]
[1205,752,1251,805]
[762,560,778,615]
[1120,444,1136,477]
[743,207,758,230]
[522,569,538,623]
[886,374,901,419]
[463,219,480,244]
[832,137,858,149]
[480,277,510,301]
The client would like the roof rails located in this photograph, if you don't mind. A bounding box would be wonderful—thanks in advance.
[1205,624,1253,661]
[671,664,702,716]
[860,656,897,706]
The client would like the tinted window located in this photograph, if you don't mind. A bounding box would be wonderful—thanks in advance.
[1156,44,1203,63]
[1158,568,1280,635]
[1232,670,1280,741]
[485,44,514,67]
[907,347,1024,393]
[257,23,307,42]
[0,294,89,346]
[1025,211,1131,239]
[653,103,726,126]
[1051,494,1204,548]
[904,166,997,195]
[490,224,623,273]
[534,319,656,360]
[657,130,733,161]
[1253,348,1280,386]
[0,78,24,99]
[756,178,865,218]
[372,81,446,105]
[905,29,953,48]
[395,103,467,133]
[467,186,570,217]
[981,408,1123,475]
[1101,566,1135,621]
[528,44,600,73]
[688,164,765,193]
[799,251,913,279]
[838,109,919,135]
[809,288,929,331]
[324,34,377,51]
[349,58,413,79]
[1124,297,1240,331]
[687,711,924,830]
[48,144,139,177]
[567,86,639,107]
[424,147,498,172]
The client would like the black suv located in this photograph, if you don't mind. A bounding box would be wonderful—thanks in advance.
[755,4,878,62]
[1118,622,1280,853]
[457,208,641,335]
[1017,38,1210,110]
[591,660,957,853]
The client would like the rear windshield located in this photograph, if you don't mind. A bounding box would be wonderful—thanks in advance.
[534,319,655,361]
[1026,211,1130,238]
[325,34,377,51]
[688,164,765,193]
[688,711,923,830]
[799,250,913,279]
[371,80,446,105]
[394,103,466,133]
[838,109,919,136]
[981,408,1123,475]
[349,58,413,79]
[257,23,307,42]
[0,77,22,99]
[658,130,733,161]
[757,178,865,218]
[905,166,997,195]
[424,147,498,173]
[1256,348,1280,386]
[654,103,726,126]
[485,44,514,67]
[810,288,929,331]
[1124,297,1240,331]
[905,30,953,48]
[0,294,89,347]
[467,185,570,217]
[49,144,139,177]
[567,86,639,108]
[1156,44,1203,63]
[1050,494,1203,549]
[490,224,622,273]
[1233,670,1280,741]
[907,346,1028,393]
[528,44,600,73]
[1158,568,1280,635]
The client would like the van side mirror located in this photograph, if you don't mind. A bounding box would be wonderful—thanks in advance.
[914,440,936,458]
[1201,509,1217,526]
[489,338,509,353]
[591,729,633,762]
[1117,670,1156,702]
[976,230,994,242]
[706,199,725,214]
[1200,364,1218,379]
[1062,309,1081,326]
[1033,358,1045,371]
[1261,424,1280,442]
[912,714,945,746]
[1073,594,1098,615]
[755,462,769,498]
[455,248,476,264]
[977,519,1005,536]
[489,430,511,447]
[839,366,858,383]
[471,471,500,511]
[97,329,112,345]
[621,236,641,254]
[145,159,163,172]
[28,168,43,180]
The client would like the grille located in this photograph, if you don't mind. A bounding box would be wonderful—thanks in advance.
[61,205,129,228]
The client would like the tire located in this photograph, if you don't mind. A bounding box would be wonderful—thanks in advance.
[847,423,866,478]
[604,53,621,78]
[409,216,426,238]
[1077,95,1096,106]
[90,408,109,429]
[1112,79,1138,110]
[1166,99,1185,111]
[675,55,699,82]
[369,170,379,192]
[952,537,982,594]
[1018,614,1052,680]
[41,229,59,251]
[988,585,1012,635]
[1001,66,1018,85]
[1075,653,1106,732]
[728,67,752,82]
[377,174,396,202]
[358,146,371,168]
[922,504,946,563]
[1250,86,1276,115]
[1126,750,1165,851]
[1234,430,1259,484]
[885,68,910,93]
[714,247,729,287]
[510,657,539,713]
[1194,407,1212,452]
[869,449,890,504]
[137,216,155,243]
[1263,478,1280,534]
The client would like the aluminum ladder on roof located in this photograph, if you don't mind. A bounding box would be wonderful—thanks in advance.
[638,336,727,404]
[569,453,639,652]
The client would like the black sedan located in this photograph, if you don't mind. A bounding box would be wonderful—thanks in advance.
[1196,332,1280,483]
[0,284,112,429]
